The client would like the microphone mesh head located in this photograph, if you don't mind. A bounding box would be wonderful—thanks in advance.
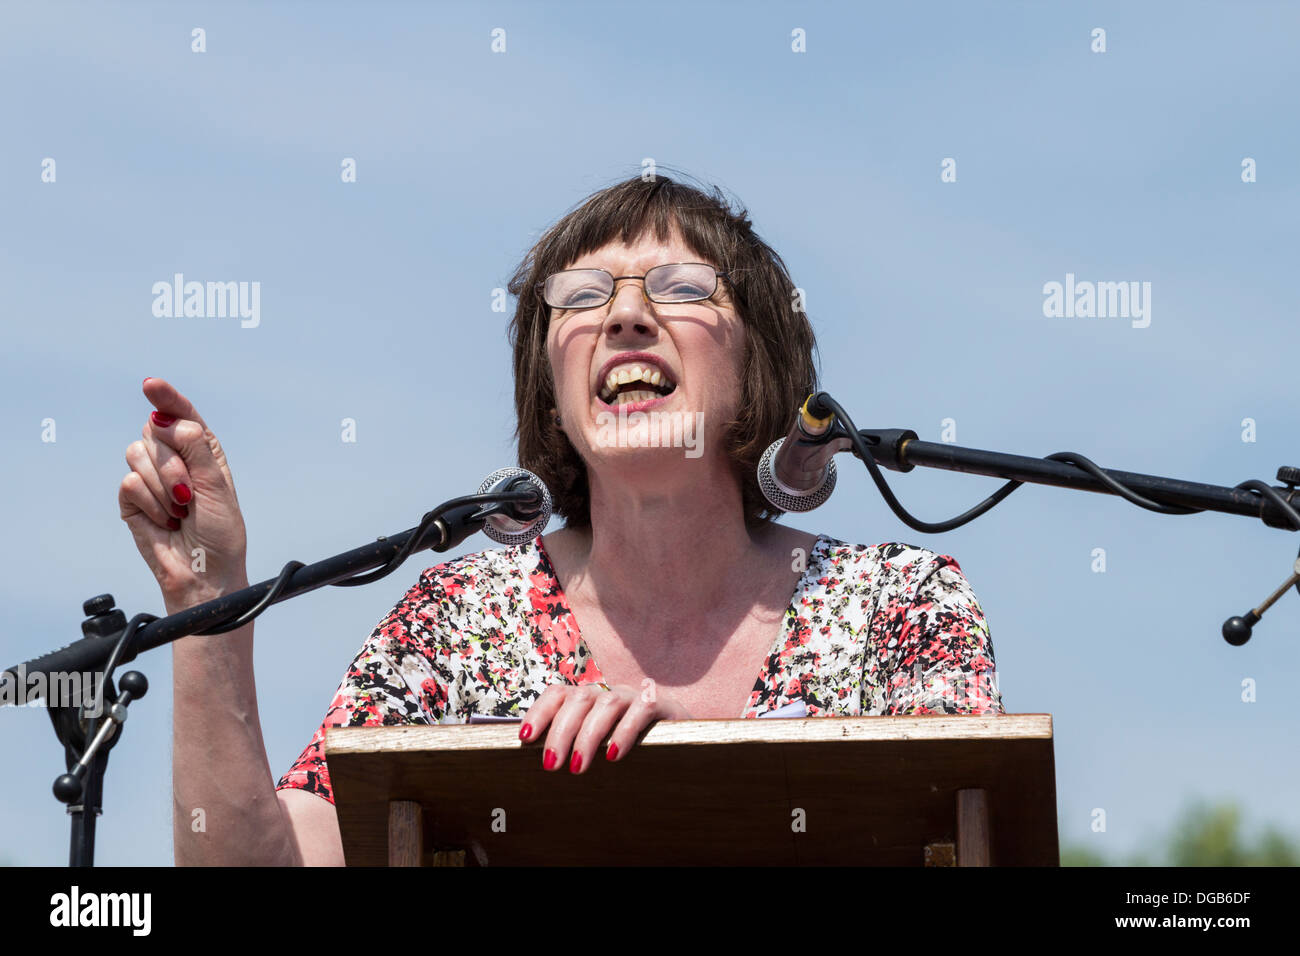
[477,467,553,546]
[757,439,837,513]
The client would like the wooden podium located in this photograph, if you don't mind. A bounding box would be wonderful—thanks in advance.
[326,714,1057,866]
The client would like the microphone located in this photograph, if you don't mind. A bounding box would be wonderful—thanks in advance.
[475,467,553,545]
[757,394,853,512]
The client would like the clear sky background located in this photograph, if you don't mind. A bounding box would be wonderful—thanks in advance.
[1,1,1297,866]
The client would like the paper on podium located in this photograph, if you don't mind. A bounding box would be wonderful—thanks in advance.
[463,699,808,724]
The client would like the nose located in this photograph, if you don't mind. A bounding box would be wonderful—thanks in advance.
[601,279,660,340]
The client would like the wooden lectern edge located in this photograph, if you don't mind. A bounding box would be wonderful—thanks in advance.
[333,713,1057,865]
[325,713,1052,755]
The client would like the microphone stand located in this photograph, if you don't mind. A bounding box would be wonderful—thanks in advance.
[858,427,1300,528]
[803,392,1300,646]
[4,487,542,867]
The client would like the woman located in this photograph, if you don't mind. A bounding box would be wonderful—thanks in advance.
[119,173,1004,866]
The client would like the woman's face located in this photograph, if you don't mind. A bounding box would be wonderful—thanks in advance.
[545,227,746,475]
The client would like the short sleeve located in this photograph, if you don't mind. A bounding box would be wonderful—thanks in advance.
[881,554,1005,716]
[275,571,449,806]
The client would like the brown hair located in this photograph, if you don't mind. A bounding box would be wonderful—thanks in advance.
[505,169,819,529]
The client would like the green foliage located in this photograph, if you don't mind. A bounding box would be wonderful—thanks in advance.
[1060,845,1107,867]
[1059,798,1299,866]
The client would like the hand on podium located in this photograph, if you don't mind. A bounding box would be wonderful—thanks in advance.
[517,682,693,774]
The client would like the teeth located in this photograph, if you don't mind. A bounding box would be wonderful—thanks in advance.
[597,361,677,403]
[614,389,658,406]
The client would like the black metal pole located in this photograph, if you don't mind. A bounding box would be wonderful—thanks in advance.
[858,428,1300,530]
[68,750,107,867]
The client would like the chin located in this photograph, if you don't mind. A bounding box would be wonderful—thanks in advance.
[579,394,710,463]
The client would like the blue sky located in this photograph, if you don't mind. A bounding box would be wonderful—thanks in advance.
[1,1,1297,865]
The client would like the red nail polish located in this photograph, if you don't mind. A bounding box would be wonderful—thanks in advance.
[606,743,619,761]
[543,749,557,770]
[143,377,151,386]
[167,517,180,531]
[569,752,583,773]
[173,483,192,504]
[152,411,177,427]
[519,723,533,741]
[171,503,188,518]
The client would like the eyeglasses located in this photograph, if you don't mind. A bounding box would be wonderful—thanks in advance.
[536,262,730,311]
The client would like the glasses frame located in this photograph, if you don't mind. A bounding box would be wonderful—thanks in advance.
[535,262,731,313]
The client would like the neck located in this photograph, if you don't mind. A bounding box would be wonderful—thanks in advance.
[571,461,760,617]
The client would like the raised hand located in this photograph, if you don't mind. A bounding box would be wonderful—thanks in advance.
[118,377,249,612]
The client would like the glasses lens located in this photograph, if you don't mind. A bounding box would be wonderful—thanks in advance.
[545,270,613,309]
[646,263,717,302]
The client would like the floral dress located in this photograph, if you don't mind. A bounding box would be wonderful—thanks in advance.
[275,533,1005,805]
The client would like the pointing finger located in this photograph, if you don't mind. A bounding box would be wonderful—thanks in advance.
[142,377,208,430]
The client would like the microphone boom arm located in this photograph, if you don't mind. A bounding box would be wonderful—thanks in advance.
[800,391,1300,648]
[856,427,1300,530]
[3,473,551,866]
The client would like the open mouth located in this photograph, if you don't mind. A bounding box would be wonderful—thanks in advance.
[597,361,678,407]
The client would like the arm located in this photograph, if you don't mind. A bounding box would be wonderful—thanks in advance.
[277,789,345,866]
[172,574,433,866]
[124,379,389,865]
[170,601,312,866]
[171,589,345,866]
[881,554,1005,715]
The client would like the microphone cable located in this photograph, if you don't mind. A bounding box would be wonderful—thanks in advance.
[813,389,1300,549]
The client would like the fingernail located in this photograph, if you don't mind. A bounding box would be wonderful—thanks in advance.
[569,752,583,773]
[518,723,533,741]
[143,377,152,386]
[172,483,192,504]
[543,749,558,771]
[152,411,177,427]
[167,517,180,531]
[606,742,619,761]
[171,503,188,518]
